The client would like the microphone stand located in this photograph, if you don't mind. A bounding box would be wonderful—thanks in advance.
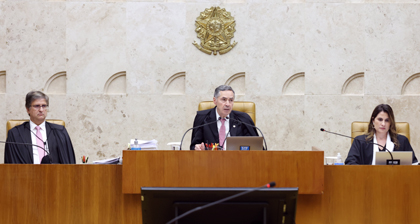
[1,140,51,164]
[166,182,276,224]
[179,118,221,150]
[320,128,395,165]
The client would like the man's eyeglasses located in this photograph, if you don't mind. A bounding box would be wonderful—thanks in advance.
[31,105,49,110]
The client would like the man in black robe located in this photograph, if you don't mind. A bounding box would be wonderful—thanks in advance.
[190,85,258,150]
[4,91,76,164]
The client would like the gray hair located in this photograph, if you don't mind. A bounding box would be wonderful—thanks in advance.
[25,91,49,109]
[214,85,235,98]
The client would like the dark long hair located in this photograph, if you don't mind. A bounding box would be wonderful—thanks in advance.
[366,104,399,149]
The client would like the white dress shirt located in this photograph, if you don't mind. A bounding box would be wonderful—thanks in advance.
[29,120,48,164]
[371,133,394,165]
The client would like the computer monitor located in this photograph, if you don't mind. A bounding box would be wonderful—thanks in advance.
[226,136,264,151]
[141,187,298,224]
[375,151,413,165]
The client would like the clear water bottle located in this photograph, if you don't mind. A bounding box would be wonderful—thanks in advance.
[131,138,141,150]
[335,153,344,165]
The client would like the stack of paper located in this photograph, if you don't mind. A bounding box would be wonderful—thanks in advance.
[93,157,122,164]
[130,139,158,150]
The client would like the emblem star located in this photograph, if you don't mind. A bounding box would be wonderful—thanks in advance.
[205,33,226,44]
[201,20,234,44]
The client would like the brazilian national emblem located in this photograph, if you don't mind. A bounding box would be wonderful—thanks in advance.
[193,7,237,55]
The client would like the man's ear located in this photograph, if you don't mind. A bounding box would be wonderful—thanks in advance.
[213,97,216,105]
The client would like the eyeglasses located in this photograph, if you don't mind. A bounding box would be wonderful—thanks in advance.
[31,105,49,110]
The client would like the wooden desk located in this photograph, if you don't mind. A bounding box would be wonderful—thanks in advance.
[1,162,419,223]
[122,150,325,194]
[0,165,141,224]
[298,165,420,224]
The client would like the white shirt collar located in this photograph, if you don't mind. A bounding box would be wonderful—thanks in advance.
[29,120,46,131]
[372,133,395,165]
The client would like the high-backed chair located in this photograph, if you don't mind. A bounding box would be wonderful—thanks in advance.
[7,119,66,134]
[198,101,256,125]
[351,121,410,144]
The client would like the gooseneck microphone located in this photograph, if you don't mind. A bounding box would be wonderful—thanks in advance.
[320,128,395,164]
[227,117,268,151]
[1,140,51,164]
[179,117,221,150]
[165,181,276,224]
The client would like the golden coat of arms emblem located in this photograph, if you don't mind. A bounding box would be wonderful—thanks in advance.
[193,7,237,55]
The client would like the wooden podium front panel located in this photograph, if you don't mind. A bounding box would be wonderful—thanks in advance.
[122,150,324,194]
[2,164,420,224]
[297,165,420,224]
[0,165,141,224]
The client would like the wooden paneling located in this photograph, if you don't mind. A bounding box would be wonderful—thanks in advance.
[0,165,141,224]
[297,165,420,224]
[122,150,325,194]
[2,161,420,224]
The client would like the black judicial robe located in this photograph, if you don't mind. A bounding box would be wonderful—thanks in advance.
[345,134,418,165]
[190,107,258,150]
[4,121,76,164]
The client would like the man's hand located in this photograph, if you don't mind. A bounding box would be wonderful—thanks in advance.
[194,143,205,150]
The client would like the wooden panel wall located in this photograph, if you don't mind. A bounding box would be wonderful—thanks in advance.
[296,165,420,224]
[0,165,141,224]
[122,150,325,194]
[1,164,420,224]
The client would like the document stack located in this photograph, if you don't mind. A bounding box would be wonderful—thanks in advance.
[130,139,158,150]
[93,157,122,164]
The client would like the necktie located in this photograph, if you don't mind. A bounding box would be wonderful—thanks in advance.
[219,118,226,147]
[35,126,45,163]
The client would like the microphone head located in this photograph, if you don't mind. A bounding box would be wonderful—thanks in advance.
[41,155,52,164]
[266,181,276,188]
[320,128,325,132]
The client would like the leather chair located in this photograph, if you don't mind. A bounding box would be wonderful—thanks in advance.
[351,121,410,144]
[7,119,66,134]
[198,101,256,125]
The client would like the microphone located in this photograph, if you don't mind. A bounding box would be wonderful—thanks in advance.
[1,140,51,164]
[227,117,268,150]
[320,128,395,164]
[180,117,221,150]
[165,181,276,224]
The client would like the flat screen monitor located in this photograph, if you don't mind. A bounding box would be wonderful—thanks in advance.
[226,136,264,151]
[375,151,413,165]
[141,187,298,224]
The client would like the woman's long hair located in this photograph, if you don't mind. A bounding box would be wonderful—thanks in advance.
[366,104,399,149]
